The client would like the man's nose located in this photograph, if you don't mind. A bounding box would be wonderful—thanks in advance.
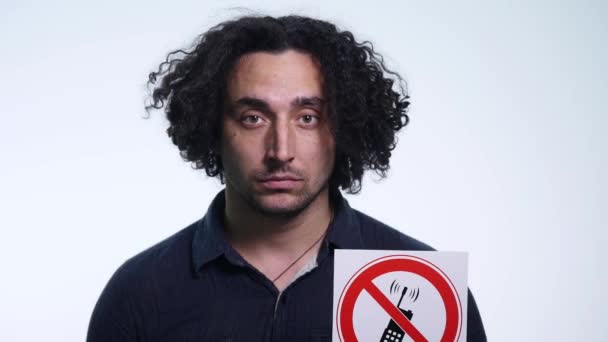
[266,119,295,163]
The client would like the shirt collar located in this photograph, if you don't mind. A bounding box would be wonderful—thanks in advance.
[191,188,364,273]
[325,188,364,249]
[192,190,230,272]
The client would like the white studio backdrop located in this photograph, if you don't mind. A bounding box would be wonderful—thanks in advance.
[1,0,606,341]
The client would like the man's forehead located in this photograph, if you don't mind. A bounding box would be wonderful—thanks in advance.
[234,49,320,68]
[227,50,324,95]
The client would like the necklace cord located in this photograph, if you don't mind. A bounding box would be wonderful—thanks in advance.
[271,216,332,283]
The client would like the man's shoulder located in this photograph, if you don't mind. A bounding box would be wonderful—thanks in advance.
[352,208,435,251]
[109,220,199,287]
[88,220,202,340]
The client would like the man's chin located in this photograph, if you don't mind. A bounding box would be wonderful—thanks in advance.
[250,192,311,217]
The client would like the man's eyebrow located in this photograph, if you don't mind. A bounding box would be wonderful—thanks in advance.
[231,96,325,114]
[234,97,273,113]
[291,96,325,108]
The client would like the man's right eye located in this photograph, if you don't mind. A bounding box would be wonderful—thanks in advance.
[240,114,265,127]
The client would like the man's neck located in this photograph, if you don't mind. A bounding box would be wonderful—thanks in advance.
[224,187,332,253]
[223,186,333,290]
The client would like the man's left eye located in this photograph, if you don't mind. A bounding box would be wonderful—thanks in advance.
[299,114,319,125]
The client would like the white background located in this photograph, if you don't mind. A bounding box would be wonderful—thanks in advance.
[1,0,606,341]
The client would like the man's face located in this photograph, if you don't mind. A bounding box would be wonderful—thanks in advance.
[221,49,335,217]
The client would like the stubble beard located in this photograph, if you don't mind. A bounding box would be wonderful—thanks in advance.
[233,177,330,219]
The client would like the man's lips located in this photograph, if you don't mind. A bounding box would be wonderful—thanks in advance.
[257,175,303,190]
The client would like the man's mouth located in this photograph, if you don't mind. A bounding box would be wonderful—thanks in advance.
[257,174,303,190]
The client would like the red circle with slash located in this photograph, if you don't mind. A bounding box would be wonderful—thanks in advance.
[336,255,462,342]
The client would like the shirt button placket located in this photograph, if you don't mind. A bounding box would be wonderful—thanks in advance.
[271,293,287,342]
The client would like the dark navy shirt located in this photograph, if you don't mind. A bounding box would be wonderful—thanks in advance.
[87,190,487,341]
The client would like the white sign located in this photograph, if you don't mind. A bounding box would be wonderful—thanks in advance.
[332,250,468,342]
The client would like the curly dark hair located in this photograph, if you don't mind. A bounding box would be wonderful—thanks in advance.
[146,15,410,194]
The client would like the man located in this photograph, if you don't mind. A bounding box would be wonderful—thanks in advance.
[87,15,486,341]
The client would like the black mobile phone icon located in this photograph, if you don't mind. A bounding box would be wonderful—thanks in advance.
[379,287,414,342]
